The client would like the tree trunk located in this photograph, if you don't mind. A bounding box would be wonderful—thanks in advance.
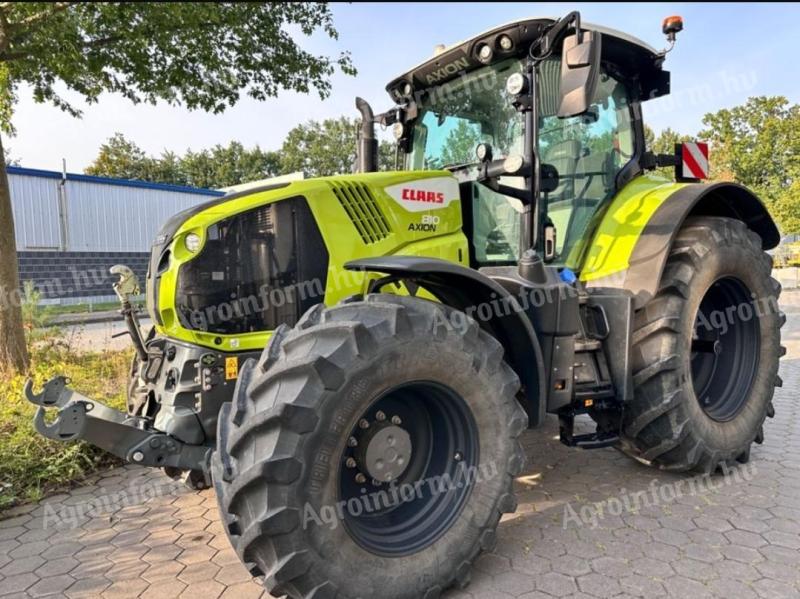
[0,133,29,373]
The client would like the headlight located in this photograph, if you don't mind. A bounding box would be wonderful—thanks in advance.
[476,143,492,162]
[498,35,514,51]
[185,233,201,253]
[506,73,528,96]
[477,43,493,63]
[392,122,405,140]
[503,154,525,174]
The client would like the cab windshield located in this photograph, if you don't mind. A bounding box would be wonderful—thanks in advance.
[405,59,524,170]
[406,59,526,265]
[404,56,636,268]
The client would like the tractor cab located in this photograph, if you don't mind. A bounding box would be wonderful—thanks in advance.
[374,14,670,271]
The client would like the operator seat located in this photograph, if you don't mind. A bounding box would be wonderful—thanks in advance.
[543,139,581,253]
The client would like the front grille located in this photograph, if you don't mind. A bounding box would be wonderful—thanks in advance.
[330,182,391,244]
[174,196,328,335]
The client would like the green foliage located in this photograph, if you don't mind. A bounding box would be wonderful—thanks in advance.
[0,3,355,130]
[645,97,799,233]
[20,281,56,343]
[0,340,132,509]
[279,116,357,177]
[699,97,799,214]
[650,127,693,156]
[697,96,800,234]
[771,180,800,235]
[86,133,283,188]
[88,120,397,187]
[0,2,355,375]
[280,116,395,177]
[84,133,154,180]
[180,142,283,189]
[440,120,483,167]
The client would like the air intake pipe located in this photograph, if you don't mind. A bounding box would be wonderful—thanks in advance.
[355,97,378,173]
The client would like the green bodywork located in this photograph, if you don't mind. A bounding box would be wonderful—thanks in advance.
[579,174,686,282]
[155,171,468,352]
[153,168,686,353]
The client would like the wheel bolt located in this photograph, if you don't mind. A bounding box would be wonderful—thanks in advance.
[454,452,463,462]
[359,418,370,429]
[391,415,402,425]
[371,478,382,486]
[346,457,357,469]
[355,473,367,484]
[375,410,386,421]
[348,436,358,447]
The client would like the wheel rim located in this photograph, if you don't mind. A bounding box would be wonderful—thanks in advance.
[690,276,760,421]
[339,381,479,556]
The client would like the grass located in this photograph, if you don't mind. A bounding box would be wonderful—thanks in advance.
[46,301,122,316]
[0,289,135,512]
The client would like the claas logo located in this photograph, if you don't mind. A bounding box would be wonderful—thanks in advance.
[401,188,445,203]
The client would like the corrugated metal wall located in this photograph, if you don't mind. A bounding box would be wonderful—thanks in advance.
[9,168,223,252]
[8,173,63,250]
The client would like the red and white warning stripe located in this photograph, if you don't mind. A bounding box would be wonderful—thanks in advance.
[681,142,709,179]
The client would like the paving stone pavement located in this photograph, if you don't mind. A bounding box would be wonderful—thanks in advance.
[2,316,800,598]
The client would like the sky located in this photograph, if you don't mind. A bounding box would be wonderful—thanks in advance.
[8,2,800,172]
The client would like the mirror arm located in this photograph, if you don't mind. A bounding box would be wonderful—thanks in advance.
[532,11,582,60]
[488,181,532,205]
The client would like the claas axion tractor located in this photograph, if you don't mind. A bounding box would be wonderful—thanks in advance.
[27,12,785,599]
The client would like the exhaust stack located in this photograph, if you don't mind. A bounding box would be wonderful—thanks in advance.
[355,97,378,173]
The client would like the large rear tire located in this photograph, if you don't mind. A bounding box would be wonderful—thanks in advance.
[212,294,527,599]
[620,217,784,472]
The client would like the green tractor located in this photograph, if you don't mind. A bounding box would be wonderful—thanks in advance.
[27,12,785,599]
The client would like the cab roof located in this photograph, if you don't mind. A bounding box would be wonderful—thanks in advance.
[386,17,669,102]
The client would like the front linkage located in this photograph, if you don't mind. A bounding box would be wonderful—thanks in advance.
[25,264,214,489]
[25,375,212,483]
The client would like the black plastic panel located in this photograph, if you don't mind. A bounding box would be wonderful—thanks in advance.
[175,197,328,335]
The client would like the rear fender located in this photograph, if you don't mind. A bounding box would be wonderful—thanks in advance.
[581,178,780,308]
[346,256,547,427]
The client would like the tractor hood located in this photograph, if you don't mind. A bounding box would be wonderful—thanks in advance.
[145,171,468,352]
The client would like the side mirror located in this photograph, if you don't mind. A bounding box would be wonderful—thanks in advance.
[557,31,601,118]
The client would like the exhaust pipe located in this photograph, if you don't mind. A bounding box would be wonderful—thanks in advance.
[355,97,378,173]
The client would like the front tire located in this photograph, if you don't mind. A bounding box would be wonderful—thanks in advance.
[212,294,527,599]
[620,217,784,472]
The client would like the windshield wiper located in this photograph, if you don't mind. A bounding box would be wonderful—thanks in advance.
[443,161,480,172]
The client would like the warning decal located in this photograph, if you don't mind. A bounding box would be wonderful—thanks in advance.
[681,142,709,179]
[225,357,239,380]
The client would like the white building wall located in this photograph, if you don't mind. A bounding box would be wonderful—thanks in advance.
[9,169,222,252]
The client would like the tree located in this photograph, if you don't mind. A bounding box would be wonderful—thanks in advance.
[699,96,799,233]
[0,2,354,372]
[85,132,161,181]
[440,120,483,168]
[86,134,282,188]
[651,127,693,156]
[771,180,800,234]
[280,116,395,176]
[180,142,282,188]
[700,96,799,192]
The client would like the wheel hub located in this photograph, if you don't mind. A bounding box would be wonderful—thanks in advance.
[361,424,412,482]
[339,382,479,556]
[691,277,760,422]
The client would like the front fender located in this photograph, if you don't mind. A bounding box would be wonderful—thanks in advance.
[346,256,546,427]
[581,176,780,308]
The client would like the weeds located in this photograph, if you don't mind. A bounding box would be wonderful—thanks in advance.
[0,293,133,512]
